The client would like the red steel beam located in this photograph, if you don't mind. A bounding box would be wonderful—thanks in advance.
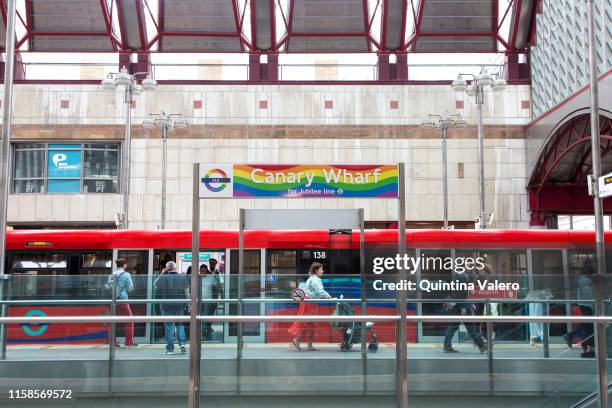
[231,0,244,51]
[0,0,6,27]
[399,0,407,51]
[362,0,371,51]
[114,0,130,50]
[381,0,388,49]
[135,0,148,50]
[509,0,522,50]
[286,0,295,51]
[498,0,514,30]
[99,0,118,50]
[492,0,498,51]
[250,0,257,49]
[412,0,426,51]
[269,0,276,50]
[158,0,164,51]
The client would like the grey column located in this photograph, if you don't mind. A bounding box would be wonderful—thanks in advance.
[396,163,408,408]
[476,86,486,229]
[189,163,202,408]
[586,2,608,408]
[0,0,18,360]
[161,124,168,229]
[442,125,449,229]
[121,87,132,229]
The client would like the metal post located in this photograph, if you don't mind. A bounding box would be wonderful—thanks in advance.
[587,2,608,407]
[238,209,244,359]
[396,163,408,408]
[188,163,202,408]
[120,86,132,229]
[485,300,493,397]
[359,208,367,394]
[237,209,245,394]
[108,274,117,397]
[0,0,17,324]
[161,123,168,229]
[442,125,449,229]
[542,302,550,359]
[0,275,8,360]
[476,86,486,229]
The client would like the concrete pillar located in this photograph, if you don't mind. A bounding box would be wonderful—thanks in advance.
[119,53,152,80]
[377,54,390,81]
[378,54,408,81]
[249,53,279,81]
[266,54,278,81]
[249,54,261,81]
[504,53,530,81]
[529,210,547,228]
[395,54,408,80]
[0,53,25,81]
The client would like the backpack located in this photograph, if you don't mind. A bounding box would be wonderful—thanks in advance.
[102,272,128,298]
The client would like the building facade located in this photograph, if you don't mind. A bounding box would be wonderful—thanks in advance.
[6,83,531,229]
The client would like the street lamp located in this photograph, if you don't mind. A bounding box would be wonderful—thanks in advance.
[421,113,466,229]
[451,72,507,229]
[101,67,158,229]
[142,112,189,229]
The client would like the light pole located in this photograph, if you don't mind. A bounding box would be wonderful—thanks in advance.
[422,113,467,229]
[0,0,17,361]
[451,72,507,229]
[101,67,158,229]
[143,112,189,229]
[586,1,608,407]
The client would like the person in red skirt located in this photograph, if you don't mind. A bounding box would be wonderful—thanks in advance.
[288,262,333,351]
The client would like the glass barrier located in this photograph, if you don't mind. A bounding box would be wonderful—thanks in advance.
[0,272,610,408]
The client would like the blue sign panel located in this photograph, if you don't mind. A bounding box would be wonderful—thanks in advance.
[48,147,81,178]
[48,180,81,193]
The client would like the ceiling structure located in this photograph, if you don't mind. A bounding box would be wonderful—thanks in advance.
[528,113,612,221]
[0,0,536,54]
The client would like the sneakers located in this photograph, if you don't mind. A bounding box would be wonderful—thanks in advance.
[530,336,542,346]
[180,345,187,354]
[165,349,174,355]
[563,334,573,348]
[478,343,488,353]
[581,350,595,358]
[443,345,458,353]
[125,343,138,347]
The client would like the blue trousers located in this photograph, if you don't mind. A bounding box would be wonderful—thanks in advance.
[161,304,186,351]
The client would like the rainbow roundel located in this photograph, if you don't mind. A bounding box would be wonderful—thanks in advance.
[202,169,231,192]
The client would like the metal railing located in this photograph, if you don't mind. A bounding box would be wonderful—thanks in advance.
[0,310,609,407]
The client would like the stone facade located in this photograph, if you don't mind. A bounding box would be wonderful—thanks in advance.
[6,83,531,229]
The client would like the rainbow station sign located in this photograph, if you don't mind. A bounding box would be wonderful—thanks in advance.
[199,164,399,199]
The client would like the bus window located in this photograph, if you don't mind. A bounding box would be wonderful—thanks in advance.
[8,252,68,299]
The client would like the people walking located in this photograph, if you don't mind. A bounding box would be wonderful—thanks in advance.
[563,262,596,358]
[106,258,137,347]
[288,262,333,352]
[155,261,190,355]
[442,268,487,353]
[200,264,216,339]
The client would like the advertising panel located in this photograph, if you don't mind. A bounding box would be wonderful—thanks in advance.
[199,164,399,199]
[47,144,82,193]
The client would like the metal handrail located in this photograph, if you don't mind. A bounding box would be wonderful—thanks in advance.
[0,298,604,305]
[1,315,610,324]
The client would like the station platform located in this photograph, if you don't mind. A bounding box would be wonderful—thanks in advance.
[1,342,606,407]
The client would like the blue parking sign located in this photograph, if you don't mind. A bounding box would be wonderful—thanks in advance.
[48,147,81,178]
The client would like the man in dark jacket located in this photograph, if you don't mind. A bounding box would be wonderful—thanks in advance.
[155,261,190,354]
[443,269,488,353]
